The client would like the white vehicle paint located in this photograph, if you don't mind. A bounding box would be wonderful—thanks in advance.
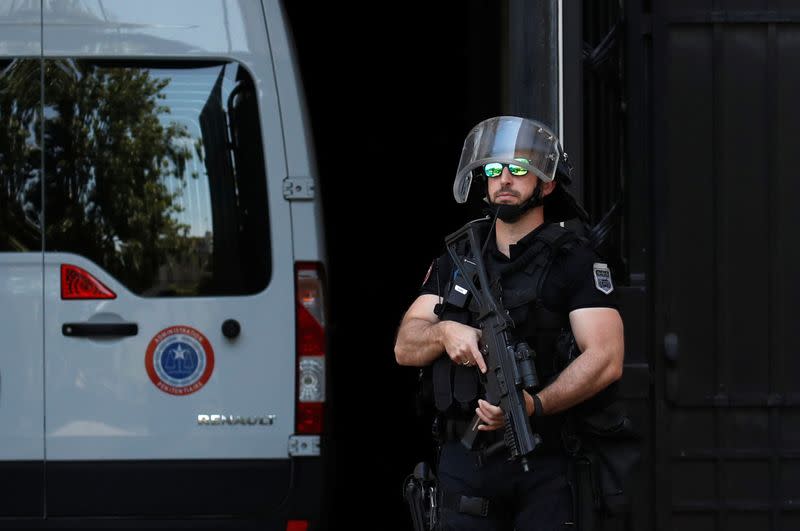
[0,0,327,525]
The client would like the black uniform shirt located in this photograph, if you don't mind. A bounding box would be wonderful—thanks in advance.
[419,222,619,315]
[418,222,619,452]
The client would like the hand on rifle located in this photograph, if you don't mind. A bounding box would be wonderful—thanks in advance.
[475,392,536,431]
[439,321,487,373]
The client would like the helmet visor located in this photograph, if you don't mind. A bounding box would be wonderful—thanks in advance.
[453,116,561,203]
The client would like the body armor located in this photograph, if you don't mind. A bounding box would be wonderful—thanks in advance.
[421,222,582,434]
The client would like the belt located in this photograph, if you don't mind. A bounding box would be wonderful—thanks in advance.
[440,491,496,518]
[440,418,507,470]
[442,418,567,463]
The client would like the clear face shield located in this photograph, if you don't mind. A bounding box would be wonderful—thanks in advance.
[453,116,562,203]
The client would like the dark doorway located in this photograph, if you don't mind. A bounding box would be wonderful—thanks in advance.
[284,3,504,529]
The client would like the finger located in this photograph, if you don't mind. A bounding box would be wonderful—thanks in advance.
[475,406,490,425]
[476,414,500,431]
[476,413,501,431]
[472,345,487,374]
[481,405,506,427]
[478,399,503,417]
[477,398,494,415]
[476,407,500,429]
[475,406,499,428]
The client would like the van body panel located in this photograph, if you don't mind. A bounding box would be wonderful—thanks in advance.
[262,0,314,179]
[262,0,326,263]
[0,255,44,460]
[286,202,326,263]
[38,1,297,462]
[44,254,295,460]
[1,0,326,522]
[0,9,45,516]
[42,0,269,58]
[46,459,292,517]
[0,0,40,56]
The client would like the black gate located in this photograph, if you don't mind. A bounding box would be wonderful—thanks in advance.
[649,1,800,529]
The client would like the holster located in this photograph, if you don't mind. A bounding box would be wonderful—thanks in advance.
[403,462,439,531]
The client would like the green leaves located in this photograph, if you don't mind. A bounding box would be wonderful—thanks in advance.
[42,60,195,293]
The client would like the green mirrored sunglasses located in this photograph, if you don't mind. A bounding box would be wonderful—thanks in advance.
[482,158,531,178]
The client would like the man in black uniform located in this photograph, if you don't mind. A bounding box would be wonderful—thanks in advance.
[395,116,624,530]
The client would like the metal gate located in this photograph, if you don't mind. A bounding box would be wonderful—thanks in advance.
[650,1,800,529]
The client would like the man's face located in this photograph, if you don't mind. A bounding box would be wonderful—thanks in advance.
[486,165,540,205]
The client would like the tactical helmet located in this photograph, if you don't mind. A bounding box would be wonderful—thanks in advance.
[454,116,588,223]
[454,116,561,204]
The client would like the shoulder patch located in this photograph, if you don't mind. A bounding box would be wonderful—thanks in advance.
[592,262,614,294]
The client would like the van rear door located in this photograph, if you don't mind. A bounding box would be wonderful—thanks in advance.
[0,1,44,517]
[41,1,296,518]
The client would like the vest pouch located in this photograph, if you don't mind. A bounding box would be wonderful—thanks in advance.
[432,357,454,413]
[430,356,481,415]
[452,365,479,408]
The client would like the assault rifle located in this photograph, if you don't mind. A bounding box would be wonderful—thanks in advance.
[443,219,543,471]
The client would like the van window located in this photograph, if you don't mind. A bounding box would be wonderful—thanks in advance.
[43,60,271,296]
[0,59,42,252]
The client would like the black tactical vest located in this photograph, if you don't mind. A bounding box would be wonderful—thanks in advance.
[420,222,583,420]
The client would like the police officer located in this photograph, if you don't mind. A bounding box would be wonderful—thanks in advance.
[395,116,624,530]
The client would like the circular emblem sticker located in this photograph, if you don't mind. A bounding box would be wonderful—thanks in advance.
[146,326,215,396]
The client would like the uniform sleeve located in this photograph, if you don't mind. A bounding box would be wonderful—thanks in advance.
[559,244,619,312]
[418,252,453,297]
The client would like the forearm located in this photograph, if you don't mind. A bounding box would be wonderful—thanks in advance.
[394,318,448,367]
[537,346,622,415]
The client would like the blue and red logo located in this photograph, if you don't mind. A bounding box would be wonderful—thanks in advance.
[146,325,215,396]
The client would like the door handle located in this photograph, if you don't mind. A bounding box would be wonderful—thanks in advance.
[62,322,138,337]
[664,332,680,403]
[663,332,679,366]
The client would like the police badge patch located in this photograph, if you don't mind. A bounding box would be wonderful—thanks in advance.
[593,262,614,294]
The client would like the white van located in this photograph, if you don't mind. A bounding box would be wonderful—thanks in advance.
[0,0,328,528]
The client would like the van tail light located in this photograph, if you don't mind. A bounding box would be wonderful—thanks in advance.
[295,261,327,435]
[286,520,309,531]
[61,264,116,300]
